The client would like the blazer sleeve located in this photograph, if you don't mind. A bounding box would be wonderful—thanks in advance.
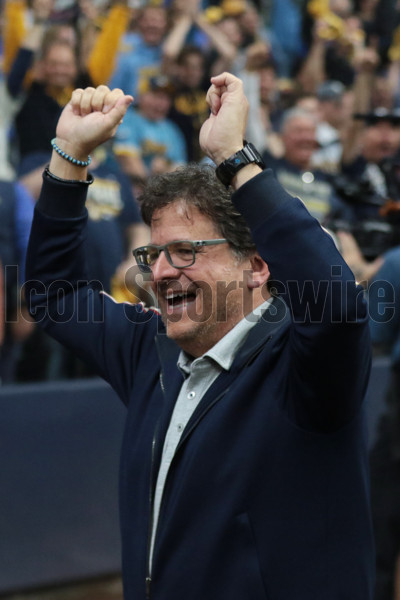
[25,172,161,404]
[232,169,371,431]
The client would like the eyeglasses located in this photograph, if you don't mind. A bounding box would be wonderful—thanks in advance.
[132,239,228,272]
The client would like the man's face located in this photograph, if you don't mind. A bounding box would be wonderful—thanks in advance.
[329,0,352,17]
[139,7,167,46]
[320,98,345,129]
[179,53,205,89]
[149,201,255,356]
[217,18,243,48]
[140,89,171,121]
[362,121,400,164]
[282,116,318,170]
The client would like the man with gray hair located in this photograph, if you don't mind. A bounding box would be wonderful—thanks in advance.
[262,106,347,222]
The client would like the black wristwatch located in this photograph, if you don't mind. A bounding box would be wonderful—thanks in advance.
[215,141,266,188]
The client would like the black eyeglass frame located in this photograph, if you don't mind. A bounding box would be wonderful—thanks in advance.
[132,239,228,272]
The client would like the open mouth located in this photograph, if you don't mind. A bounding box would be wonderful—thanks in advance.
[165,290,197,311]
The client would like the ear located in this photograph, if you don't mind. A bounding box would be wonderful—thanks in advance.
[246,254,270,289]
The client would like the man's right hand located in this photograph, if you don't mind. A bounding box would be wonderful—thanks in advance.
[49,86,133,181]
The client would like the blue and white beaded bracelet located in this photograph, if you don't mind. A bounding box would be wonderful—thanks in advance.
[51,138,92,167]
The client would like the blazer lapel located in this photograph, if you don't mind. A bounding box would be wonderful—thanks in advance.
[177,297,290,449]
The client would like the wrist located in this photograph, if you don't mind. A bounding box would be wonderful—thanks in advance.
[49,151,88,182]
[215,142,265,188]
[212,145,243,167]
[231,164,263,191]
[53,137,92,161]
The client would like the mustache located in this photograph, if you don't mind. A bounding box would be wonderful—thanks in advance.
[155,280,199,296]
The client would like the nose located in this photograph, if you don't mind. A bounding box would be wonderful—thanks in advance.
[150,249,181,282]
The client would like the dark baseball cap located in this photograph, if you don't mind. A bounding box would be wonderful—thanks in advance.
[138,74,175,96]
[353,106,400,125]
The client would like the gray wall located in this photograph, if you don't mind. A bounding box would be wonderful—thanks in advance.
[0,358,392,593]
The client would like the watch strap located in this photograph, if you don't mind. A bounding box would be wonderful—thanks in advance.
[215,141,266,187]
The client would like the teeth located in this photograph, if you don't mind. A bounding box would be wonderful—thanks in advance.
[165,292,186,300]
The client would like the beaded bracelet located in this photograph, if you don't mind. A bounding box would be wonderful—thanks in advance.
[51,138,92,167]
[44,166,94,185]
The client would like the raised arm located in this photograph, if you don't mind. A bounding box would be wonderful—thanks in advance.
[200,72,371,429]
[50,85,133,180]
[199,72,262,189]
[341,45,379,165]
[24,86,161,401]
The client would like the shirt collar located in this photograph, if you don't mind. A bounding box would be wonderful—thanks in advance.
[177,299,272,374]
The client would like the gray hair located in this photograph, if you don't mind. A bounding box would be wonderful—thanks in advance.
[281,107,318,132]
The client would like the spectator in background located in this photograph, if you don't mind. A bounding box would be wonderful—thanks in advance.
[340,108,400,222]
[236,0,286,71]
[168,46,209,162]
[257,57,283,130]
[18,147,148,295]
[16,144,149,380]
[370,69,399,110]
[114,74,187,194]
[4,0,133,100]
[4,0,79,100]
[2,0,54,86]
[298,0,366,92]
[162,0,245,80]
[237,0,269,49]
[262,106,348,222]
[108,0,247,100]
[294,90,321,118]
[206,14,246,76]
[109,5,168,98]
[5,0,132,169]
[0,177,35,383]
[241,56,284,155]
[13,37,78,161]
[160,0,282,99]
[312,79,353,173]
[322,43,400,227]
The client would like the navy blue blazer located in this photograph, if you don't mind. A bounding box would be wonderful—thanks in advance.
[26,169,375,599]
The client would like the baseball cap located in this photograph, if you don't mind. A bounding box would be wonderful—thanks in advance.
[353,106,400,125]
[138,74,175,96]
[316,80,345,101]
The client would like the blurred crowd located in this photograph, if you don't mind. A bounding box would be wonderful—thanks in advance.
[1,0,400,594]
[1,0,400,380]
